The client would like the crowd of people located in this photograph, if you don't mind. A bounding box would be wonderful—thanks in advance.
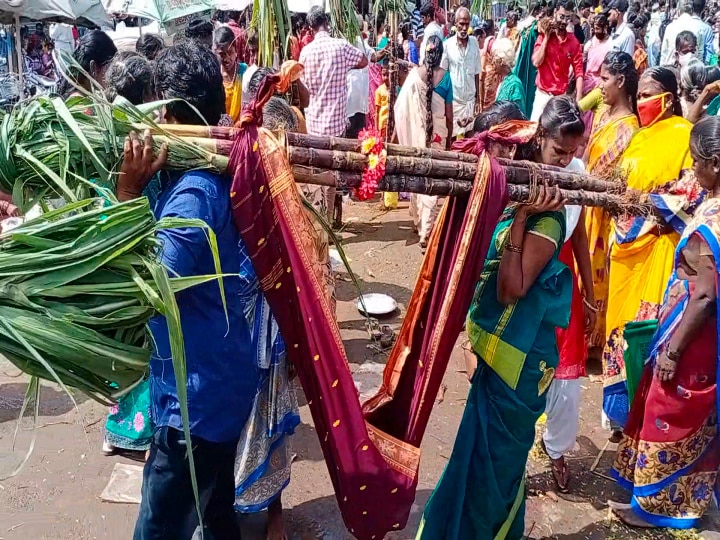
[32,0,720,537]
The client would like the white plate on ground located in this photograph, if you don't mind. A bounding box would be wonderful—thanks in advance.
[357,293,397,316]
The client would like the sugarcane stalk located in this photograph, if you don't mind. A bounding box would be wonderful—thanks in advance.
[291,166,643,211]
[143,125,626,197]
[286,146,622,193]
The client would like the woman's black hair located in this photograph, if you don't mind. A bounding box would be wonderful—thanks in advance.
[185,18,214,46]
[681,60,720,103]
[262,96,299,131]
[154,41,225,126]
[472,101,526,133]
[537,95,585,139]
[105,51,153,105]
[247,67,276,102]
[602,50,640,113]
[135,33,164,60]
[632,12,649,31]
[690,115,720,161]
[60,29,117,96]
[423,34,444,146]
[643,66,683,116]
[213,26,235,48]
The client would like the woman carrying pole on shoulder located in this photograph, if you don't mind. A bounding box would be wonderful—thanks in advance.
[417,96,588,540]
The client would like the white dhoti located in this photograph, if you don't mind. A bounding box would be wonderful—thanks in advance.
[409,194,441,244]
[543,378,582,460]
[452,99,475,137]
[530,88,555,122]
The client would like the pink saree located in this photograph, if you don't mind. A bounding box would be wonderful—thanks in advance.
[221,71,507,539]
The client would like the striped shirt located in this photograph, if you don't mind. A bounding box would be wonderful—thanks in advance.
[411,9,423,41]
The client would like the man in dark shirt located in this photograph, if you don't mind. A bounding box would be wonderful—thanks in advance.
[119,41,259,540]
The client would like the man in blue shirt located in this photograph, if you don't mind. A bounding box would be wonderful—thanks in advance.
[117,41,259,540]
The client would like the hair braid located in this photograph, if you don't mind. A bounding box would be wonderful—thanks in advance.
[423,35,444,147]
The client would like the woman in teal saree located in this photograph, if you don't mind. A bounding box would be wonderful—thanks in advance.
[419,97,585,539]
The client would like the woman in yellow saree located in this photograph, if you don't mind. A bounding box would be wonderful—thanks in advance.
[602,66,703,434]
[213,26,247,123]
[582,52,639,357]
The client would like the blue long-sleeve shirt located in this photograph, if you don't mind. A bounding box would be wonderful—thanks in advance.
[148,170,258,443]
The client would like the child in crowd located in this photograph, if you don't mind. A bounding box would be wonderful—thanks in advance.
[375,62,409,209]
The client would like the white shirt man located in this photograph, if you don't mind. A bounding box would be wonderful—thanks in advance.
[606,0,635,56]
[661,10,715,65]
[346,36,374,136]
[441,8,480,136]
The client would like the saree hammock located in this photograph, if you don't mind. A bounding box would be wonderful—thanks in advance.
[218,74,505,540]
[157,78,649,540]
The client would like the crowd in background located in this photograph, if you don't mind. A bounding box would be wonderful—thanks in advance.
[28,0,720,537]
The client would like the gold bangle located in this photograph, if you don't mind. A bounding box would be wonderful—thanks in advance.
[505,242,522,253]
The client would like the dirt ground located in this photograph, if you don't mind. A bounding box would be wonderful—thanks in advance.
[0,199,718,540]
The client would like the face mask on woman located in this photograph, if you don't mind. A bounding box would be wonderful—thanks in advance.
[637,92,671,127]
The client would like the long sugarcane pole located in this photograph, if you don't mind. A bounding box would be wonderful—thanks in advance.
[287,146,622,193]
[291,166,645,212]
[144,125,627,197]
[285,133,625,192]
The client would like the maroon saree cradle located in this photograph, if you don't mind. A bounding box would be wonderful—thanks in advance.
[225,73,507,539]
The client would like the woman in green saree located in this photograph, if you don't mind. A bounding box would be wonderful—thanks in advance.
[418,96,583,539]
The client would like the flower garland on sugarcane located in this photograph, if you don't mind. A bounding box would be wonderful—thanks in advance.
[357,128,387,200]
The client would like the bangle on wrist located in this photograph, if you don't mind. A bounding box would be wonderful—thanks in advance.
[582,297,598,312]
[505,241,522,253]
[666,348,681,361]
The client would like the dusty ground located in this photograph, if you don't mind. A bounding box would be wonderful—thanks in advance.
[0,199,718,540]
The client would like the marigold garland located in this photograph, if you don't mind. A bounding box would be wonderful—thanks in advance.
[356,128,386,201]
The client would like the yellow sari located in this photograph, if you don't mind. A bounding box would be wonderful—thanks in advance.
[602,115,694,427]
[584,112,639,348]
[224,73,243,124]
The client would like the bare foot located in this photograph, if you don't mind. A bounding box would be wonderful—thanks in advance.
[611,505,654,528]
[267,497,287,540]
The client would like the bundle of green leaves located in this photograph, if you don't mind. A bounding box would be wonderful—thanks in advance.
[0,197,223,403]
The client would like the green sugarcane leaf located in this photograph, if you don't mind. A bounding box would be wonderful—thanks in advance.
[14,145,77,202]
[143,259,204,536]
[0,377,40,481]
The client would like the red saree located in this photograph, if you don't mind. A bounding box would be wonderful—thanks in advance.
[225,73,507,539]
[555,241,587,379]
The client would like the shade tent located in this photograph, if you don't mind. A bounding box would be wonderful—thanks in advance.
[102,0,211,27]
[0,0,110,26]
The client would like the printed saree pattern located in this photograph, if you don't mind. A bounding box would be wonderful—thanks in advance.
[612,198,720,528]
[226,71,508,539]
